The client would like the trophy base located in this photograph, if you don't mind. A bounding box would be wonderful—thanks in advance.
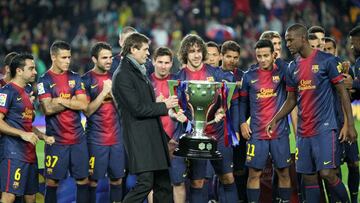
[174,135,222,160]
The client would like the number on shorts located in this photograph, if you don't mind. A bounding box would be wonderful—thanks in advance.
[46,155,59,168]
[295,148,299,160]
[89,156,95,169]
[14,168,21,181]
[247,143,255,157]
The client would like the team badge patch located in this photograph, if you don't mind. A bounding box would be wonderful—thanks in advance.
[68,80,75,88]
[311,65,319,73]
[0,93,7,106]
[37,83,45,94]
[272,75,280,83]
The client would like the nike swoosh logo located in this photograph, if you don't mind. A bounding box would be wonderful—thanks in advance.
[294,69,300,75]
[17,97,22,101]
[287,158,291,163]
[91,84,98,89]
[323,161,332,165]
[251,80,258,84]
[50,84,56,88]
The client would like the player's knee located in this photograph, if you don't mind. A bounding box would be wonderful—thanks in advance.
[89,180,98,187]
[46,178,59,187]
[110,178,122,185]
[76,177,89,185]
[1,192,16,203]
[276,168,290,181]
[24,194,36,203]
[247,169,262,183]
[302,174,318,185]
[319,169,337,183]
[190,179,205,188]
[219,173,234,184]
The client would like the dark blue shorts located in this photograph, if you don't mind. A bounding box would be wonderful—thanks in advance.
[296,130,340,174]
[341,141,359,163]
[0,159,38,195]
[245,135,291,170]
[169,156,187,185]
[88,143,125,180]
[44,139,89,180]
[210,139,234,175]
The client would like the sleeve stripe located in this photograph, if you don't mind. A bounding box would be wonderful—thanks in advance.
[39,93,51,100]
[232,92,240,100]
[331,75,344,84]
[0,107,8,114]
[286,86,296,92]
[239,91,248,96]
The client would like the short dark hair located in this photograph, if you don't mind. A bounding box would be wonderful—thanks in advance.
[153,47,173,61]
[50,40,71,55]
[90,42,112,59]
[259,31,281,41]
[206,41,220,53]
[121,33,150,57]
[308,26,325,34]
[349,25,360,37]
[4,52,18,66]
[286,23,308,40]
[221,40,240,55]
[324,37,336,49]
[254,39,274,53]
[9,53,34,78]
[178,34,207,64]
[308,33,318,40]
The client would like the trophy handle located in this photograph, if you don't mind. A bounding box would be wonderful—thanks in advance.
[168,80,180,112]
[225,82,236,107]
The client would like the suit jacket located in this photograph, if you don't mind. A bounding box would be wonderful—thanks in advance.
[112,57,171,174]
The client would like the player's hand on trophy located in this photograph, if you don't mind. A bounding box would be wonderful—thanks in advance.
[44,135,55,145]
[169,109,187,123]
[20,132,39,145]
[240,123,252,140]
[168,139,178,159]
[29,91,36,104]
[342,73,353,90]
[156,93,165,102]
[214,108,225,123]
[164,95,178,109]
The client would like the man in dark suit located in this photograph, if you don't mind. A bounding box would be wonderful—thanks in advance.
[112,32,179,203]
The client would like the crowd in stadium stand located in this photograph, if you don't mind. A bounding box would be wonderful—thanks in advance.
[0,0,360,75]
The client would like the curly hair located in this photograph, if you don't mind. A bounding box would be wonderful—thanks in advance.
[177,34,207,65]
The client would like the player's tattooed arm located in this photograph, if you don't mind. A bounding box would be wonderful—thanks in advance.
[84,79,112,117]
[39,97,66,116]
[0,113,39,145]
[59,93,88,111]
[32,127,55,145]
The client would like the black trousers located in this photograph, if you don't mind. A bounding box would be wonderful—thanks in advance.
[123,169,173,203]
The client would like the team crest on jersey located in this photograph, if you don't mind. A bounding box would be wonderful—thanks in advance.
[207,77,214,82]
[37,83,45,94]
[0,93,7,106]
[272,75,280,83]
[311,65,319,73]
[13,181,19,189]
[68,80,75,88]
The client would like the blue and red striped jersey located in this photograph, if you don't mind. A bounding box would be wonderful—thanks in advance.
[240,64,289,139]
[82,70,122,145]
[286,50,343,137]
[37,70,86,144]
[0,82,36,163]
